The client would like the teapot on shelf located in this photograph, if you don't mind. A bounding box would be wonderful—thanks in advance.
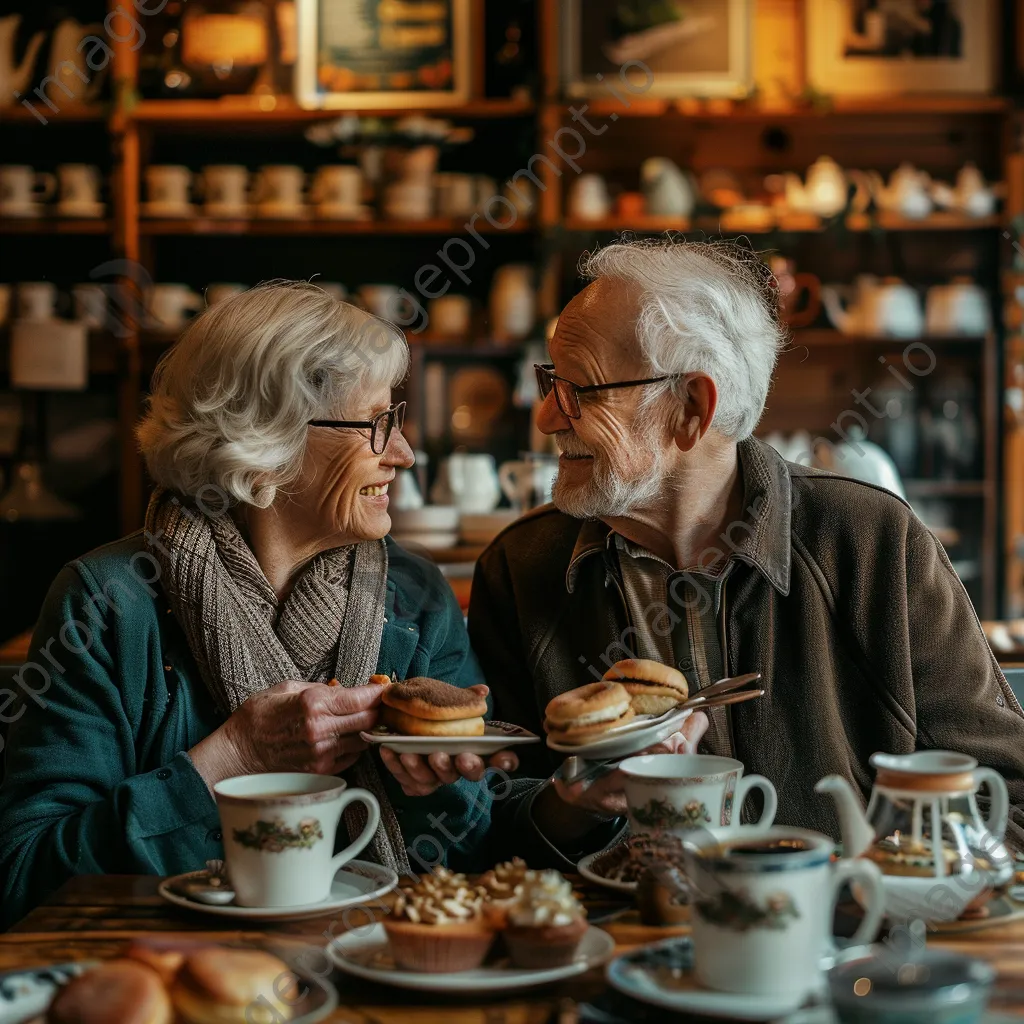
[772,156,850,219]
[0,15,46,104]
[640,157,696,218]
[859,163,933,220]
[822,275,923,338]
[931,162,1002,219]
[49,18,106,104]
[430,453,501,514]
[815,751,1014,923]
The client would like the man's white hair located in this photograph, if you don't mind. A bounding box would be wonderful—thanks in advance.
[579,239,787,439]
[137,280,409,508]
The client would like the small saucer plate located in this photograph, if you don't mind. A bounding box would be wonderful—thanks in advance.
[315,202,373,221]
[254,201,311,219]
[361,721,539,756]
[327,922,614,993]
[55,200,106,218]
[157,859,397,921]
[577,849,638,894]
[546,706,693,760]
[202,202,251,219]
[0,202,45,218]
[141,200,196,218]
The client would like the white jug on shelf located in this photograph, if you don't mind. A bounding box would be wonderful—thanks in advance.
[49,19,106,103]
[932,163,1000,219]
[432,453,501,514]
[489,264,535,344]
[779,156,849,218]
[864,163,933,220]
[640,157,695,218]
[925,278,991,336]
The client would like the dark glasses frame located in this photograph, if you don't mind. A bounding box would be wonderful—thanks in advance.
[534,363,679,419]
[308,401,407,455]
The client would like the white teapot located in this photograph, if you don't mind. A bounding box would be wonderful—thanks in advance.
[925,278,991,336]
[863,163,933,219]
[640,157,695,218]
[49,19,106,103]
[932,163,1000,219]
[779,156,849,218]
[432,453,501,514]
[822,275,923,338]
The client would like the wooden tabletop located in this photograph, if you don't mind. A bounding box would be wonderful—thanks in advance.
[2,875,1023,1022]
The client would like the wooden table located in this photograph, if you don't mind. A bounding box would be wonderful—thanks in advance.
[2,876,1024,1022]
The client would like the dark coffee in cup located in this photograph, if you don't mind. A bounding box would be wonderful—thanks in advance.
[720,838,814,856]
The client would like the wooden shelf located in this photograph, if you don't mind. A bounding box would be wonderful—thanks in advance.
[791,330,986,348]
[0,103,106,124]
[0,218,112,234]
[904,480,990,498]
[563,216,692,233]
[410,342,524,358]
[140,217,534,236]
[132,96,535,126]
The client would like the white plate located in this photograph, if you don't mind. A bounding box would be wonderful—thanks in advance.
[56,201,106,218]
[361,721,540,755]
[577,849,638,894]
[327,922,614,992]
[546,706,693,759]
[157,859,397,921]
[141,200,196,218]
[606,936,814,1021]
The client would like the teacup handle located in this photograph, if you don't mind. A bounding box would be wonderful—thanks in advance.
[830,857,885,949]
[329,789,381,873]
[35,172,56,201]
[973,767,1009,839]
[735,774,777,828]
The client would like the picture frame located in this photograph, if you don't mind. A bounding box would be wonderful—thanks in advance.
[295,0,472,110]
[561,0,753,99]
[806,0,995,96]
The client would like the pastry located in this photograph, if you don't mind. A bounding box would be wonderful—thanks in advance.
[383,867,496,972]
[544,680,634,744]
[603,658,689,715]
[497,870,588,969]
[123,937,197,985]
[47,959,173,1024]
[380,677,487,737]
[170,948,298,1023]
[478,857,530,907]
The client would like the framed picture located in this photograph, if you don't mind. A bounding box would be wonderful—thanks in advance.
[562,0,752,99]
[806,0,995,96]
[295,0,472,109]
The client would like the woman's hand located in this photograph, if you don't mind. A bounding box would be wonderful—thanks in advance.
[189,678,385,789]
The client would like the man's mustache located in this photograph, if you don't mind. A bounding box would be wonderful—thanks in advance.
[555,433,595,458]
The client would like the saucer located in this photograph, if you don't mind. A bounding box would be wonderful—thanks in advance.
[327,922,614,992]
[0,202,44,218]
[157,859,397,921]
[606,936,816,1021]
[255,202,310,220]
[56,200,105,218]
[141,200,196,218]
[203,202,251,219]
[360,721,540,756]
[546,706,693,759]
[315,202,372,221]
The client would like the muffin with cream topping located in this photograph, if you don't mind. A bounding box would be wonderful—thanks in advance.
[383,867,496,973]
[478,857,530,909]
[498,870,588,969]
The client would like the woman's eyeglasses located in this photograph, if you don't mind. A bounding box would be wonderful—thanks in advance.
[308,401,406,455]
[534,364,679,420]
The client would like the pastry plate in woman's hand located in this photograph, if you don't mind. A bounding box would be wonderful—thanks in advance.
[361,721,540,755]
[546,706,694,759]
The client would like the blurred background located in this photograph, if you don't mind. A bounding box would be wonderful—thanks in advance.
[0,0,1022,665]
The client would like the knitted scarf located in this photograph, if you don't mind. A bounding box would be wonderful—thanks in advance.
[145,487,410,874]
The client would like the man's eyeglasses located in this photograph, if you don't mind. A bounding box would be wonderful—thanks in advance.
[308,401,406,455]
[534,364,679,420]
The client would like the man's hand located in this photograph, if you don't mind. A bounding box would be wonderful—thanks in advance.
[189,678,386,789]
[378,684,520,795]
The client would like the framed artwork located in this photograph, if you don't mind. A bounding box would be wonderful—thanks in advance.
[806,0,995,96]
[295,0,472,109]
[562,0,753,99]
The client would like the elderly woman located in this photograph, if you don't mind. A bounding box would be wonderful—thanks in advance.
[0,282,516,928]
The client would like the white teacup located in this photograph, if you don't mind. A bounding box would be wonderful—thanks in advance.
[215,772,380,908]
[428,294,471,337]
[310,165,363,211]
[146,283,203,330]
[569,174,611,221]
[383,181,432,221]
[253,164,307,216]
[684,827,886,1000]
[16,281,59,321]
[0,165,56,215]
[620,754,777,835]
[359,283,413,322]
[199,164,250,216]
[57,164,102,207]
[146,165,193,211]
[435,173,476,218]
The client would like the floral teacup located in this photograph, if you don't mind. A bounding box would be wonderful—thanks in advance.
[620,754,777,837]
[214,772,380,907]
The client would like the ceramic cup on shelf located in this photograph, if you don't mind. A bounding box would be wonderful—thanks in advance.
[568,174,611,221]
[252,164,307,218]
[145,283,204,330]
[435,173,476,218]
[206,282,247,306]
[684,827,886,1002]
[55,163,103,217]
[214,772,380,908]
[16,281,59,321]
[489,264,535,344]
[310,165,364,218]
[427,294,472,338]
[383,181,433,221]
[145,165,194,216]
[0,164,56,216]
[925,278,991,337]
[359,283,413,323]
[72,283,108,328]
[620,754,777,837]
[198,164,250,218]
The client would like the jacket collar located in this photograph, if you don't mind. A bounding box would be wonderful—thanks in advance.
[565,436,792,596]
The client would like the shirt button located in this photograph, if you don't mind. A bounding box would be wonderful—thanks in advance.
[156,768,172,780]
[209,829,222,842]
[996,694,1005,707]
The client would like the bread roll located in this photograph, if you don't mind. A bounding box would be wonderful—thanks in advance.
[47,959,172,1024]
[171,948,298,1024]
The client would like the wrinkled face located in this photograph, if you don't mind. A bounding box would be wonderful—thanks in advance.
[293,385,414,545]
[539,279,672,519]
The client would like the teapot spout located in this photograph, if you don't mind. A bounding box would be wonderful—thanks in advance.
[815,774,873,858]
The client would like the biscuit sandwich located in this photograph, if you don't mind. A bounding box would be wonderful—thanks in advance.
[380,677,488,737]
[603,658,689,715]
[47,959,173,1024]
[544,680,635,745]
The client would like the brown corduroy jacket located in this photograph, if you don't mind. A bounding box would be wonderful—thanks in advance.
[469,438,1024,855]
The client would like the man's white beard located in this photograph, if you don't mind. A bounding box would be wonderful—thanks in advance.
[552,429,667,519]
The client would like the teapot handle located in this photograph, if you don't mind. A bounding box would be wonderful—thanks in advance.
[973,767,1009,839]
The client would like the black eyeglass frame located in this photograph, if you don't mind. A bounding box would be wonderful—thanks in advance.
[534,363,680,419]
[308,401,407,455]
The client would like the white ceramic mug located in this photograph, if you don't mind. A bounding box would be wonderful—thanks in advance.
[146,165,193,211]
[16,281,59,321]
[620,754,777,836]
[206,282,246,306]
[569,174,611,220]
[0,165,56,214]
[310,165,363,211]
[57,164,102,206]
[359,283,412,322]
[146,283,203,329]
[72,283,108,328]
[215,772,380,908]
[926,281,991,336]
[685,826,886,1000]
[199,164,250,216]
[383,181,432,221]
[428,294,471,337]
[253,165,306,215]
[435,173,476,218]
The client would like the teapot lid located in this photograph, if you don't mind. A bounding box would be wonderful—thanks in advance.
[870,751,977,775]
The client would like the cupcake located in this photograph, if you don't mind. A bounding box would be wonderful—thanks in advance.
[499,870,588,969]
[478,857,530,909]
[383,867,496,973]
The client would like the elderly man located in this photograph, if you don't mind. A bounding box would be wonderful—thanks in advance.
[465,239,1024,867]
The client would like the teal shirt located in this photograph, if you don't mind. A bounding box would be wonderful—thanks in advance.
[0,532,493,929]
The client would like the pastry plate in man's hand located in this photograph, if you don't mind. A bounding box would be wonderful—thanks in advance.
[546,706,694,760]
[360,721,540,755]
